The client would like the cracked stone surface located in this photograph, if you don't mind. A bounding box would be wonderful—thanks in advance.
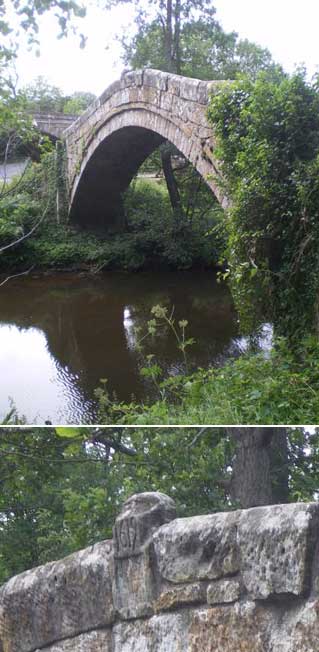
[0,541,114,652]
[1,497,319,652]
[153,511,240,582]
[238,502,319,599]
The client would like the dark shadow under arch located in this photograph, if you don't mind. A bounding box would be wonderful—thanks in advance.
[70,126,165,229]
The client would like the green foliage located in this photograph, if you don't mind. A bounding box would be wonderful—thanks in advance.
[0,65,36,162]
[1,427,318,584]
[95,335,319,425]
[0,192,37,240]
[0,177,225,272]
[21,77,65,113]
[208,70,319,338]
[0,149,68,253]
[0,430,122,584]
[19,79,96,115]
[62,91,96,115]
[124,18,278,81]
[0,0,86,57]
[123,178,225,269]
[0,427,229,583]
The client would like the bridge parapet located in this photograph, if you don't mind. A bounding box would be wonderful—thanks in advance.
[1,495,319,652]
[32,112,77,139]
[64,69,224,137]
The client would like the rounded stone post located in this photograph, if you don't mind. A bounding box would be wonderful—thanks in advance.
[113,492,176,619]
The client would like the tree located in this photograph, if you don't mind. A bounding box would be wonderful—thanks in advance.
[1,427,318,584]
[62,91,96,115]
[0,429,128,583]
[207,70,319,338]
[106,0,216,74]
[116,0,279,219]
[123,18,278,82]
[104,1,217,217]
[21,78,65,113]
[54,427,317,514]
[0,0,86,60]
[228,428,289,508]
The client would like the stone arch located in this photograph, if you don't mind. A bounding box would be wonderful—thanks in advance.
[65,69,226,229]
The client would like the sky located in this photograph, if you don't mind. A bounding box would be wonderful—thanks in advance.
[6,0,319,96]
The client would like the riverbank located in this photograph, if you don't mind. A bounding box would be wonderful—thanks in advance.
[0,172,226,274]
[95,335,319,425]
[0,221,222,275]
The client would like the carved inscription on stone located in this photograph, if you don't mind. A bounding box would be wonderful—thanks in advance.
[113,492,176,559]
[114,517,138,558]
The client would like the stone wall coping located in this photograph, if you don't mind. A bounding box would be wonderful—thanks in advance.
[63,68,227,138]
[2,497,318,652]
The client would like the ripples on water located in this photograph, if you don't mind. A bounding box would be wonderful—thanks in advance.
[0,271,272,424]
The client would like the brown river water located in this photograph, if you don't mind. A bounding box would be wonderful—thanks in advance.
[0,271,271,424]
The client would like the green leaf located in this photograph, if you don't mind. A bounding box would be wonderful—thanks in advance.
[55,427,83,438]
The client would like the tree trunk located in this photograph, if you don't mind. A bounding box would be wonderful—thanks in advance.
[160,143,183,219]
[165,0,173,72]
[269,429,290,504]
[173,0,181,74]
[228,427,289,508]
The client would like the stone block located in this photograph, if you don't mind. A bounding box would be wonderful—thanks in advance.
[238,503,319,600]
[188,603,274,652]
[207,579,240,605]
[37,630,112,652]
[113,493,176,619]
[99,80,121,104]
[197,81,210,104]
[143,69,168,91]
[171,95,188,122]
[167,74,182,96]
[286,600,319,652]
[113,548,156,619]
[113,492,176,559]
[160,91,174,113]
[141,86,161,106]
[113,612,190,652]
[186,102,206,127]
[155,582,207,612]
[0,541,114,652]
[179,78,200,102]
[153,511,240,583]
[121,70,143,88]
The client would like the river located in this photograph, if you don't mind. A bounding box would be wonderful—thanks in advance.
[0,271,271,424]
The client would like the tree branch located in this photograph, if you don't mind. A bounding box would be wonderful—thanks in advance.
[0,203,49,253]
[0,265,35,288]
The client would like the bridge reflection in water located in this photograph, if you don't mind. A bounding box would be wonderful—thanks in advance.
[0,271,270,424]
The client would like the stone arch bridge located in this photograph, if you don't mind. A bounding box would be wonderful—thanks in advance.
[32,113,77,140]
[61,69,227,229]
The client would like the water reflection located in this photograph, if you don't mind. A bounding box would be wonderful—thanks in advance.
[0,325,94,423]
[0,271,270,423]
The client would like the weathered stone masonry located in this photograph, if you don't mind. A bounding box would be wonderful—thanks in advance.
[64,69,227,228]
[1,492,319,652]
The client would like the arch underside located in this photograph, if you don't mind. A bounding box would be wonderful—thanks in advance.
[70,126,164,229]
[69,108,219,230]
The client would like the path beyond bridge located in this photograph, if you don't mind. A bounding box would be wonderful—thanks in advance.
[62,69,227,229]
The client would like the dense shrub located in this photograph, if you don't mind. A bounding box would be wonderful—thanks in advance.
[208,70,319,339]
[0,176,225,272]
[95,335,319,425]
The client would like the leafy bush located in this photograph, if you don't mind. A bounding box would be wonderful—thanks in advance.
[208,70,319,339]
[0,193,39,245]
[95,335,319,425]
[123,178,225,269]
[1,177,226,272]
